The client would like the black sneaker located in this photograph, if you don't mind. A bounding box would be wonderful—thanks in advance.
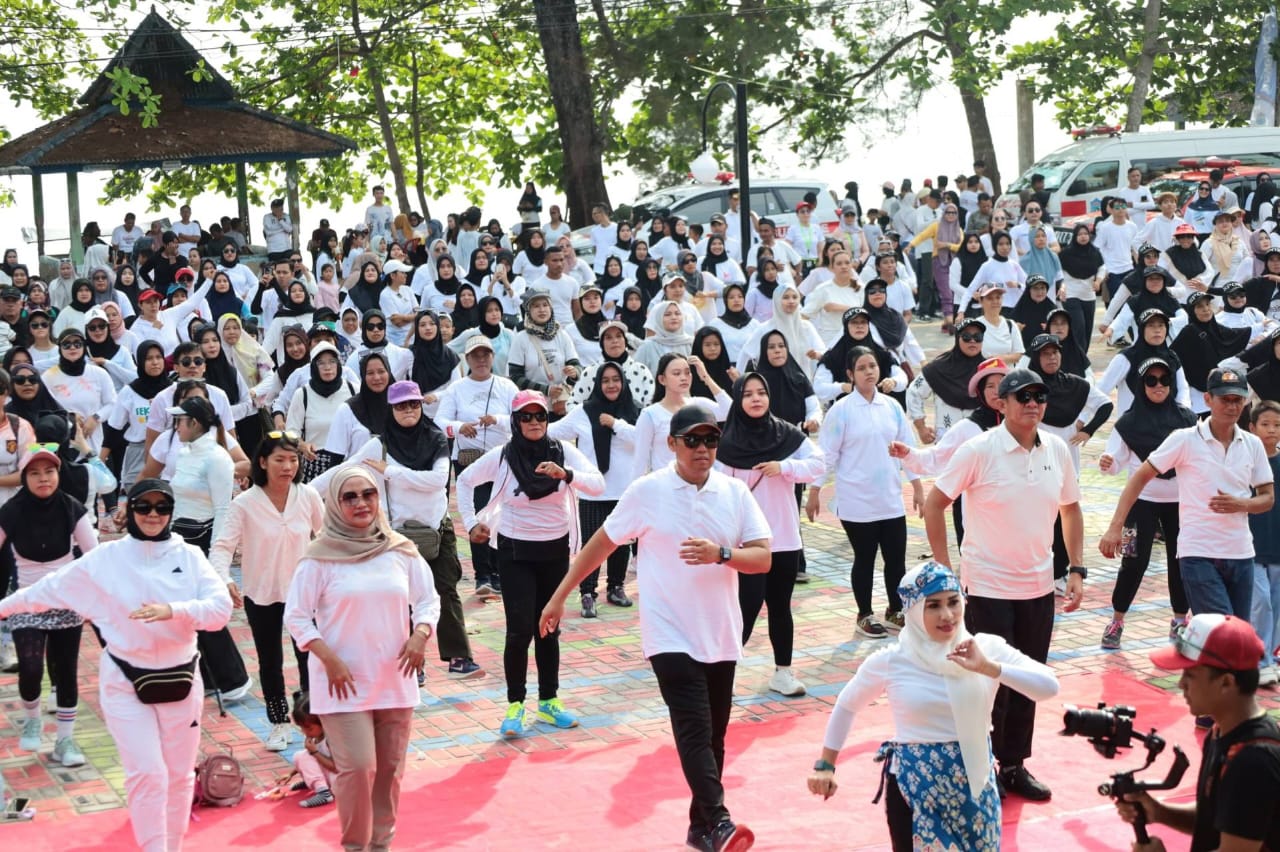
[581,593,598,619]
[999,765,1051,801]
[709,819,755,852]
[685,825,712,851]
[606,586,633,607]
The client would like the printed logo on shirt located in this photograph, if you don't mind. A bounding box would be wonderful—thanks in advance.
[4,440,14,455]
[172,566,183,573]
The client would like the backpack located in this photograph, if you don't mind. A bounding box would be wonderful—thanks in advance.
[194,750,245,808]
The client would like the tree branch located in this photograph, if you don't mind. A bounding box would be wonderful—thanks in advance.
[590,0,623,58]
[848,28,938,87]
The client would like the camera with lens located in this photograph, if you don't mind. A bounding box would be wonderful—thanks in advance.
[1061,703,1188,844]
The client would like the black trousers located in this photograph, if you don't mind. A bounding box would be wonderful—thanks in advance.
[916,252,938,315]
[14,624,81,706]
[425,522,472,661]
[952,496,965,549]
[577,499,626,595]
[1064,297,1096,355]
[649,652,736,831]
[243,597,309,724]
[739,549,801,666]
[175,517,250,693]
[885,771,914,852]
[461,472,497,589]
[1052,513,1070,581]
[497,535,567,704]
[965,591,1055,767]
[841,517,907,617]
[1112,499,1186,615]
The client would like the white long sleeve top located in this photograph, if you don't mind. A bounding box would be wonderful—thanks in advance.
[285,549,439,714]
[0,535,232,670]
[313,436,451,528]
[548,404,638,501]
[716,439,824,552]
[209,483,325,605]
[1101,429,1180,503]
[820,390,917,523]
[456,441,605,541]
[434,375,519,458]
[169,431,235,543]
[631,394,732,480]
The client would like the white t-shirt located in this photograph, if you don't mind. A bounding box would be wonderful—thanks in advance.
[537,275,580,326]
[603,465,772,662]
[591,223,618,273]
[1147,420,1274,560]
[934,425,1081,599]
[112,225,145,253]
[172,220,202,243]
[1094,219,1139,274]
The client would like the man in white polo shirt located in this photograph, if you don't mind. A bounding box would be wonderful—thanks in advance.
[923,368,1085,803]
[540,404,771,852]
[1101,367,1274,620]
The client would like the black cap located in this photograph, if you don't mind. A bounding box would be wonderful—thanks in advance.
[1143,266,1166,279]
[1025,274,1049,289]
[0,286,21,300]
[998,369,1048,397]
[1207,367,1249,397]
[709,213,726,224]
[166,395,218,429]
[864,278,888,294]
[842,306,870,324]
[1265,247,1280,260]
[1029,333,1061,352]
[955,317,985,336]
[1223,281,1245,295]
[1137,357,1171,376]
[1137,243,1159,258]
[1138,308,1170,327]
[669,404,721,437]
[1186,290,1214,307]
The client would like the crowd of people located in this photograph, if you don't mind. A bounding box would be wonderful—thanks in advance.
[1,170,1279,852]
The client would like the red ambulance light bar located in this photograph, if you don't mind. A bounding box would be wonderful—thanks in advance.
[1070,125,1122,140]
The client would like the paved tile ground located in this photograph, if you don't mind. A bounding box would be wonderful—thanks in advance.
[2,316,1277,830]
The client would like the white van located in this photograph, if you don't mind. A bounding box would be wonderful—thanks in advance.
[997,126,1280,223]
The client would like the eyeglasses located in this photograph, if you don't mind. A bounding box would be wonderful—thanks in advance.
[130,499,175,516]
[339,487,379,506]
[958,332,985,343]
[59,340,84,350]
[678,433,720,449]
[222,248,237,254]
[290,257,302,263]
[515,410,549,423]
[11,375,37,386]
[86,323,108,332]
[265,429,300,442]
[944,210,958,215]
[365,323,385,331]
[1143,374,1173,387]
[178,356,205,368]
[392,400,422,412]
[1013,389,1049,404]
[28,321,48,329]
[1024,207,1041,213]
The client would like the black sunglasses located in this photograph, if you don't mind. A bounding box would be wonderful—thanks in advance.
[515,410,548,423]
[59,339,84,350]
[1013,389,1048,404]
[678,433,720,449]
[365,322,386,331]
[178,356,205,367]
[11,375,37,385]
[1143,374,1173,387]
[130,500,175,516]
[28,321,48,329]
[86,323,108,332]
[959,332,985,343]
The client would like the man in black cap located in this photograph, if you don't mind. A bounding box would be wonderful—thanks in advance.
[0,286,29,348]
[540,404,772,852]
[923,368,1085,802]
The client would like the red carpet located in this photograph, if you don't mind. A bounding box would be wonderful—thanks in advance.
[9,673,1199,850]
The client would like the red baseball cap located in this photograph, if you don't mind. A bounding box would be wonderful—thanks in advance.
[138,289,162,302]
[1150,614,1264,671]
[794,201,813,212]
[1173,223,1198,237]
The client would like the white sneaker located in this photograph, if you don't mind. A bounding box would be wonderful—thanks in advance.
[1261,665,1280,688]
[0,637,16,673]
[46,693,58,715]
[52,737,85,768]
[768,668,806,697]
[265,722,291,752]
[222,677,254,703]
[1053,578,1068,597]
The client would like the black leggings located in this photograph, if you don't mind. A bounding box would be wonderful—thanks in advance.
[14,624,81,706]
[497,535,568,704]
[174,518,249,693]
[739,550,801,666]
[457,467,497,589]
[243,597,309,724]
[578,499,626,595]
[842,517,907,618]
[1112,499,1186,615]
[884,771,914,852]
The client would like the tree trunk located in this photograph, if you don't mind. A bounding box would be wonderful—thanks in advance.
[943,36,1002,195]
[533,0,610,226]
[351,1,412,215]
[1125,0,1163,132]
[409,54,432,219]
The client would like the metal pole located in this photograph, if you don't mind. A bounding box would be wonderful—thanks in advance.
[1016,80,1035,175]
[32,174,45,258]
[67,171,83,269]
[735,83,751,255]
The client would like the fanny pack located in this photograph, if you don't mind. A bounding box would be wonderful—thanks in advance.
[399,518,446,562]
[456,448,484,468]
[108,652,198,704]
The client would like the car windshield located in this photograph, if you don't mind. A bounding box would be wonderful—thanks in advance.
[1148,178,1196,208]
[1008,159,1082,193]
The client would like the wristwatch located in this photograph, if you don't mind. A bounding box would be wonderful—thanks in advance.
[813,759,836,773]
[717,546,732,564]
[1068,566,1088,580]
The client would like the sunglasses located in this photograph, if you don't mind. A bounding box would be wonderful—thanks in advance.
[958,332,985,343]
[59,340,84,350]
[339,487,379,506]
[86,323,108,332]
[11,375,37,386]
[1024,207,1041,213]
[222,248,237,254]
[130,500,175,516]
[178,356,205,367]
[28,321,48,330]
[1013,389,1048,404]
[265,429,300,441]
[1143,373,1173,387]
[515,410,549,423]
[1199,186,1211,191]
[678,433,721,449]
[365,323,386,331]
[92,275,108,281]
[392,400,422,412]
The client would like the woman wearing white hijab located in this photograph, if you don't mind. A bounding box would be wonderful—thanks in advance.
[807,562,1058,851]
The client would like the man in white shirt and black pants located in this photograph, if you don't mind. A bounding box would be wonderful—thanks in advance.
[922,369,1086,803]
[541,405,772,852]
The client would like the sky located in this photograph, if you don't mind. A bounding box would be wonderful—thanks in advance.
[0,10,1154,266]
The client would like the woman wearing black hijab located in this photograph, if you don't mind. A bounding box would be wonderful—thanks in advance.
[615,285,648,339]
[814,307,903,405]
[548,361,640,617]
[6,361,62,426]
[1058,223,1105,346]
[409,309,462,407]
[345,260,384,314]
[753,330,819,434]
[451,283,482,335]
[906,317,986,443]
[1171,291,1251,414]
[195,323,259,456]
[1097,308,1190,416]
[634,258,663,306]
[863,279,909,353]
[689,327,736,402]
[718,372,823,697]
[324,351,393,462]
[955,232,988,299]
[465,248,490,289]
[1249,329,1280,402]
[1042,308,1089,377]
[1011,274,1057,351]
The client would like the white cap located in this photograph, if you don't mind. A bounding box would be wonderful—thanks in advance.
[383,259,412,275]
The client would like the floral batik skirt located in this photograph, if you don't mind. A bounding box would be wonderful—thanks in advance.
[875,740,1001,851]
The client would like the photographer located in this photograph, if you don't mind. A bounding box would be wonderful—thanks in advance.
[1117,614,1280,851]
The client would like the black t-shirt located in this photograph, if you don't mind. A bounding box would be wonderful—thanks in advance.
[1193,714,1280,851]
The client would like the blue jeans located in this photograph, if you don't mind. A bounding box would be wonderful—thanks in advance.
[1180,556,1254,619]
[1252,562,1280,667]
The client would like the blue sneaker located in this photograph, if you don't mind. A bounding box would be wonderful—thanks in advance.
[19,717,42,751]
[500,702,526,738]
[536,698,579,729]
